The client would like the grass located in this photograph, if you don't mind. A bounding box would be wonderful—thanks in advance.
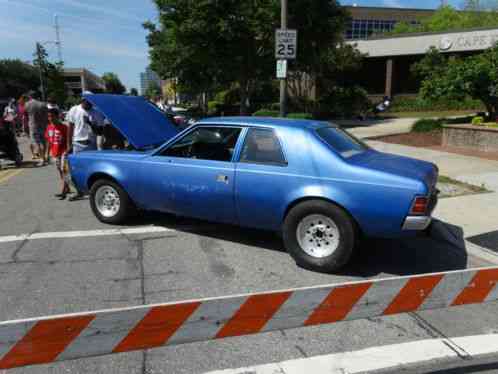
[438,175,489,195]
[379,110,478,119]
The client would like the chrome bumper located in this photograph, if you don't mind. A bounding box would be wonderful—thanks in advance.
[402,216,432,231]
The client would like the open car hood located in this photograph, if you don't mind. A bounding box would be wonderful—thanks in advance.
[83,94,179,149]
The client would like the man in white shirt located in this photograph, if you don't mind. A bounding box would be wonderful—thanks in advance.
[65,97,104,201]
[66,98,104,154]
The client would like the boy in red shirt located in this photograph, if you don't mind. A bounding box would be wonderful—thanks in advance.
[45,108,70,199]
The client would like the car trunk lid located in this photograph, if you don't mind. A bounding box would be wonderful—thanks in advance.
[350,150,438,191]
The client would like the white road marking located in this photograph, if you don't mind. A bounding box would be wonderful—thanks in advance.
[205,333,498,374]
[0,226,174,244]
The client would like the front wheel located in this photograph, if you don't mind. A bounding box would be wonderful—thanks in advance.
[89,179,135,224]
[282,200,356,273]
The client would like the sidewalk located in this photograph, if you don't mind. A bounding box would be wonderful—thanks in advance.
[345,118,416,139]
[367,140,498,240]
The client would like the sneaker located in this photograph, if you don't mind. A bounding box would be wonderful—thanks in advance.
[37,160,45,167]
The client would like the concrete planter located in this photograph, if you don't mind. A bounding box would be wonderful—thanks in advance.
[443,124,498,152]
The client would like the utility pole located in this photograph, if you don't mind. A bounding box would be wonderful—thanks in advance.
[54,14,63,64]
[279,0,288,118]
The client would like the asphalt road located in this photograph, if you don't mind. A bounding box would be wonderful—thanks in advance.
[0,157,497,373]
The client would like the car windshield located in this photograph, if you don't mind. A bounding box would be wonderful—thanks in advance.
[315,127,369,158]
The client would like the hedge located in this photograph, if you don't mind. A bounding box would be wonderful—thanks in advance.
[252,110,313,119]
[252,110,280,117]
[411,119,444,132]
[391,96,484,112]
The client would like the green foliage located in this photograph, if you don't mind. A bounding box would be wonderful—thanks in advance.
[102,72,126,94]
[286,0,352,110]
[214,87,240,106]
[64,95,81,110]
[145,0,278,114]
[0,59,39,99]
[33,43,66,105]
[129,88,139,96]
[472,116,484,125]
[144,83,161,99]
[145,0,355,115]
[208,100,223,113]
[389,5,498,34]
[390,96,484,112]
[315,85,370,119]
[412,118,444,132]
[252,110,280,117]
[287,112,313,120]
[252,110,312,119]
[416,45,498,119]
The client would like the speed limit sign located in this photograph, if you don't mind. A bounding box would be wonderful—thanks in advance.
[275,29,297,59]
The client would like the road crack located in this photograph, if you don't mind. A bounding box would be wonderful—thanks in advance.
[121,233,147,374]
[409,312,472,360]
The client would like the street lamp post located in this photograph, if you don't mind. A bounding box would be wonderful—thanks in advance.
[279,0,288,118]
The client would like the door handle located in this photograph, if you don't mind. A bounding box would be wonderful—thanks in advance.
[216,174,229,184]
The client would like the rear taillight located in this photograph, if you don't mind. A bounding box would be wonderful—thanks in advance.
[410,196,428,215]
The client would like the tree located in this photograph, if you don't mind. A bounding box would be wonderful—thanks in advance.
[0,59,39,99]
[145,0,278,115]
[33,43,66,104]
[102,72,126,94]
[129,88,139,96]
[414,44,498,119]
[390,5,498,34]
[145,82,161,99]
[286,0,347,105]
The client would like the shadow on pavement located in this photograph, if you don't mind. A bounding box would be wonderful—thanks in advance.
[467,231,498,254]
[416,360,498,374]
[131,212,468,277]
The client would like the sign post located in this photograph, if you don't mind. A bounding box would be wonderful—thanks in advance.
[278,0,289,117]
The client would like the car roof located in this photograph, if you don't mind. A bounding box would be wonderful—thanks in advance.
[197,116,336,130]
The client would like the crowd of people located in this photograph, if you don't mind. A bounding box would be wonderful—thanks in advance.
[1,92,125,201]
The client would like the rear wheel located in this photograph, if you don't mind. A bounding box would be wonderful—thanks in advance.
[89,179,135,224]
[283,200,356,273]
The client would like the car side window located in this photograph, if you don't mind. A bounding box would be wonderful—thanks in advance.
[160,126,242,162]
[240,128,287,166]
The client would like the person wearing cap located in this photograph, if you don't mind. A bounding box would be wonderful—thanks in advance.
[24,91,48,165]
[65,96,104,200]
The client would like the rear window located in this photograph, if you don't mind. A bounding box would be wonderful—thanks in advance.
[315,127,368,158]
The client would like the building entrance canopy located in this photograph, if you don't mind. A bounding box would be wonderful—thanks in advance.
[350,27,498,57]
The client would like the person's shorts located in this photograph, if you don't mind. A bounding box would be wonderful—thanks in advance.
[29,124,45,145]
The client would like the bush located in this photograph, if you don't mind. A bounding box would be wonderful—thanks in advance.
[287,112,313,120]
[411,118,444,132]
[390,96,484,112]
[252,109,279,117]
[214,87,240,105]
[472,116,484,126]
[315,86,370,119]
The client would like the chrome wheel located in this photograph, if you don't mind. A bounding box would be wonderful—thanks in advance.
[95,185,121,218]
[296,214,340,258]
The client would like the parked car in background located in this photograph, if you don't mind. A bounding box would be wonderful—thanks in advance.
[69,94,438,272]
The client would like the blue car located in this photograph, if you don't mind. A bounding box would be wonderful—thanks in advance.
[69,94,438,272]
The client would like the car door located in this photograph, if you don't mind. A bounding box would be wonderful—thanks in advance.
[235,127,290,230]
[152,125,243,224]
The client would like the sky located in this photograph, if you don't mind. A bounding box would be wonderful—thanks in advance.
[0,0,157,90]
[0,0,462,91]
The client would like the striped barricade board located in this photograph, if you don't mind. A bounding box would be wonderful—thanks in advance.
[0,266,497,369]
